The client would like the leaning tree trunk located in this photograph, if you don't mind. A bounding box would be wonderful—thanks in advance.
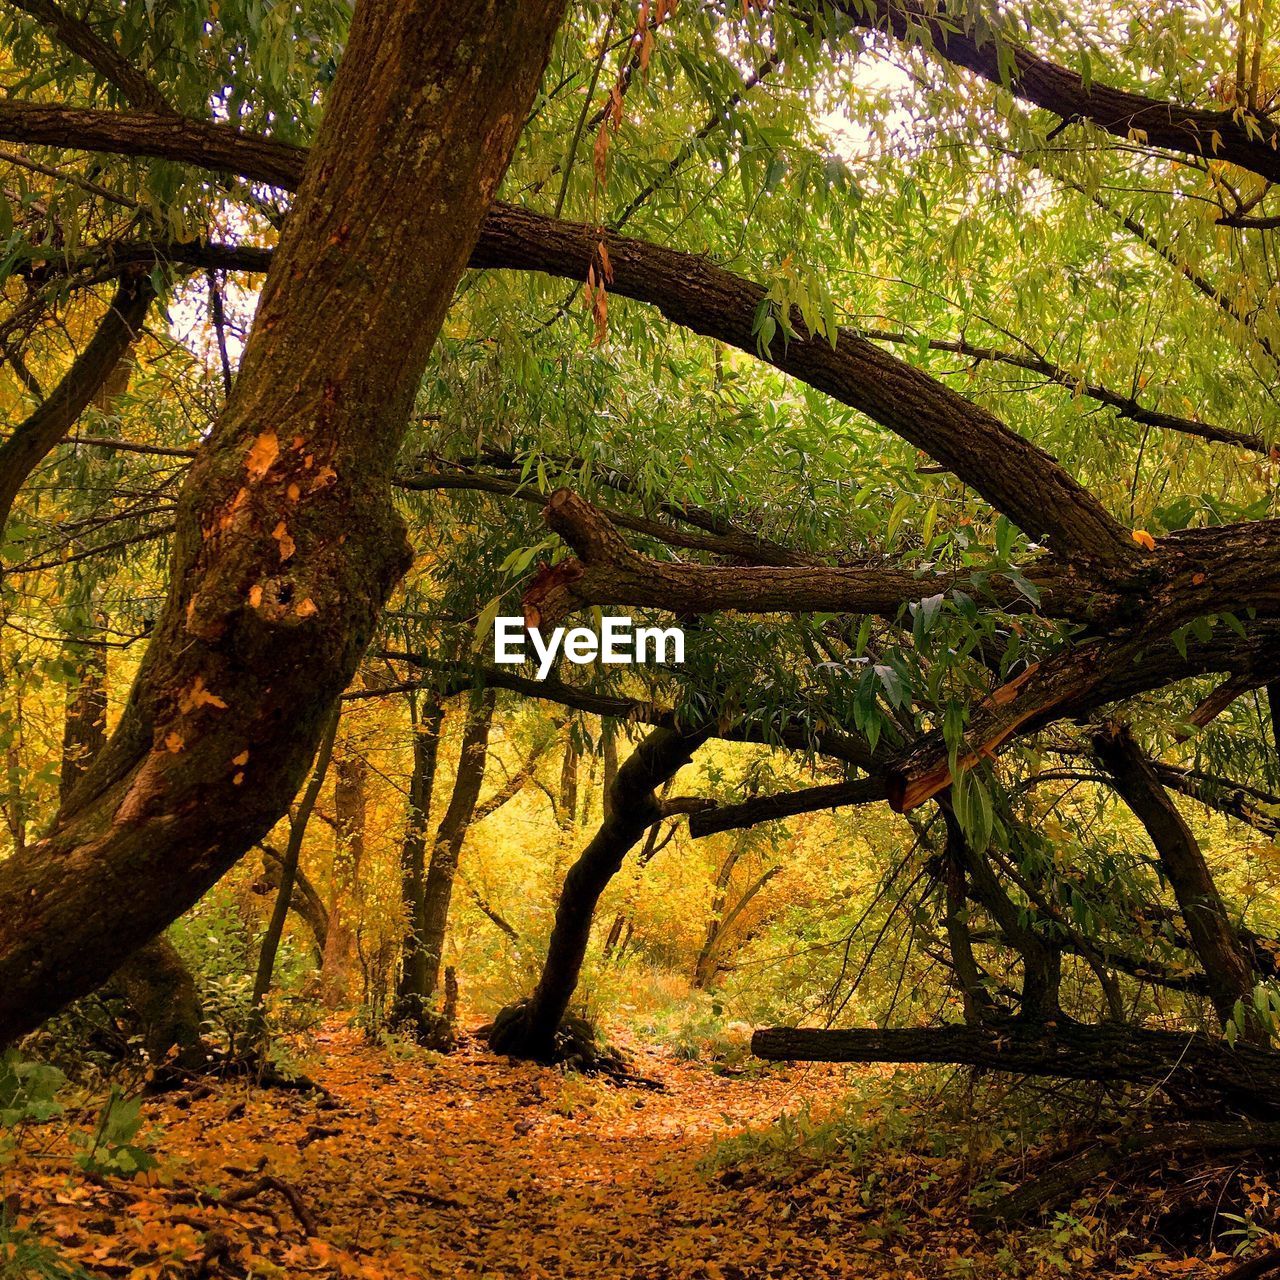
[393,696,444,1023]
[692,837,745,989]
[258,845,329,964]
[59,614,206,1069]
[252,705,339,1011]
[489,726,707,1062]
[0,0,568,1047]
[417,691,495,1002]
[1094,721,1260,1038]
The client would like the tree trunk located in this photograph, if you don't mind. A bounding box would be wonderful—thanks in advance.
[692,839,745,989]
[751,1021,1280,1117]
[319,746,368,1006]
[558,734,579,830]
[1094,721,1259,1037]
[59,614,206,1069]
[489,726,706,1061]
[693,865,779,990]
[392,698,443,1024]
[418,692,495,1001]
[258,845,329,964]
[252,706,339,1010]
[0,274,152,546]
[0,0,568,1047]
[109,935,206,1072]
[60,632,109,802]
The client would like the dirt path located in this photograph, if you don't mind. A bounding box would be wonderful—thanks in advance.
[9,1026,894,1279]
[6,1026,1233,1278]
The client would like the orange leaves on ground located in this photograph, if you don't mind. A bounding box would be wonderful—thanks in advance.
[5,1024,1255,1279]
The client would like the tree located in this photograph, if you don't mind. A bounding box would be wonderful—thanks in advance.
[0,0,569,1045]
[4,0,1280,1110]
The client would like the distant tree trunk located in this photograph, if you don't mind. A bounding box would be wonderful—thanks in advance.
[489,727,706,1062]
[694,846,779,990]
[601,787,677,962]
[0,0,569,1047]
[60,632,108,803]
[944,802,1062,1023]
[252,706,339,1011]
[600,723,618,820]
[693,839,745,988]
[1095,721,1260,1038]
[320,745,368,1006]
[257,845,329,964]
[392,697,444,1027]
[558,734,579,830]
[418,691,495,1001]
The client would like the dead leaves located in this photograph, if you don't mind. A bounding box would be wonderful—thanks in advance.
[7,1023,1259,1279]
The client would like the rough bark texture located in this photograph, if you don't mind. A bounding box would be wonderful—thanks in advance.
[1094,721,1259,1035]
[57,617,205,1068]
[752,1022,1280,1116]
[0,0,569,1046]
[489,726,707,1062]
[109,934,205,1071]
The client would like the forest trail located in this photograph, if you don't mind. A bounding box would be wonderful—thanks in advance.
[7,1023,1254,1279]
[11,1025,896,1280]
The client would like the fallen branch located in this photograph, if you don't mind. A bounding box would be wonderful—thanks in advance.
[221,1175,318,1239]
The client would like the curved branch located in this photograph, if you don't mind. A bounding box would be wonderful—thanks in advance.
[841,0,1280,183]
[523,488,1099,626]
[5,0,174,113]
[0,102,1139,566]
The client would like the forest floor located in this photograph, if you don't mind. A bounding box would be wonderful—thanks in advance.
[3,1022,1262,1280]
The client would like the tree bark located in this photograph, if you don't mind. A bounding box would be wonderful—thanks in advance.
[58,613,206,1069]
[0,0,568,1047]
[1094,722,1259,1037]
[418,692,495,1002]
[109,935,205,1072]
[489,726,706,1061]
[393,698,444,1020]
[751,1022,1280,1117]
